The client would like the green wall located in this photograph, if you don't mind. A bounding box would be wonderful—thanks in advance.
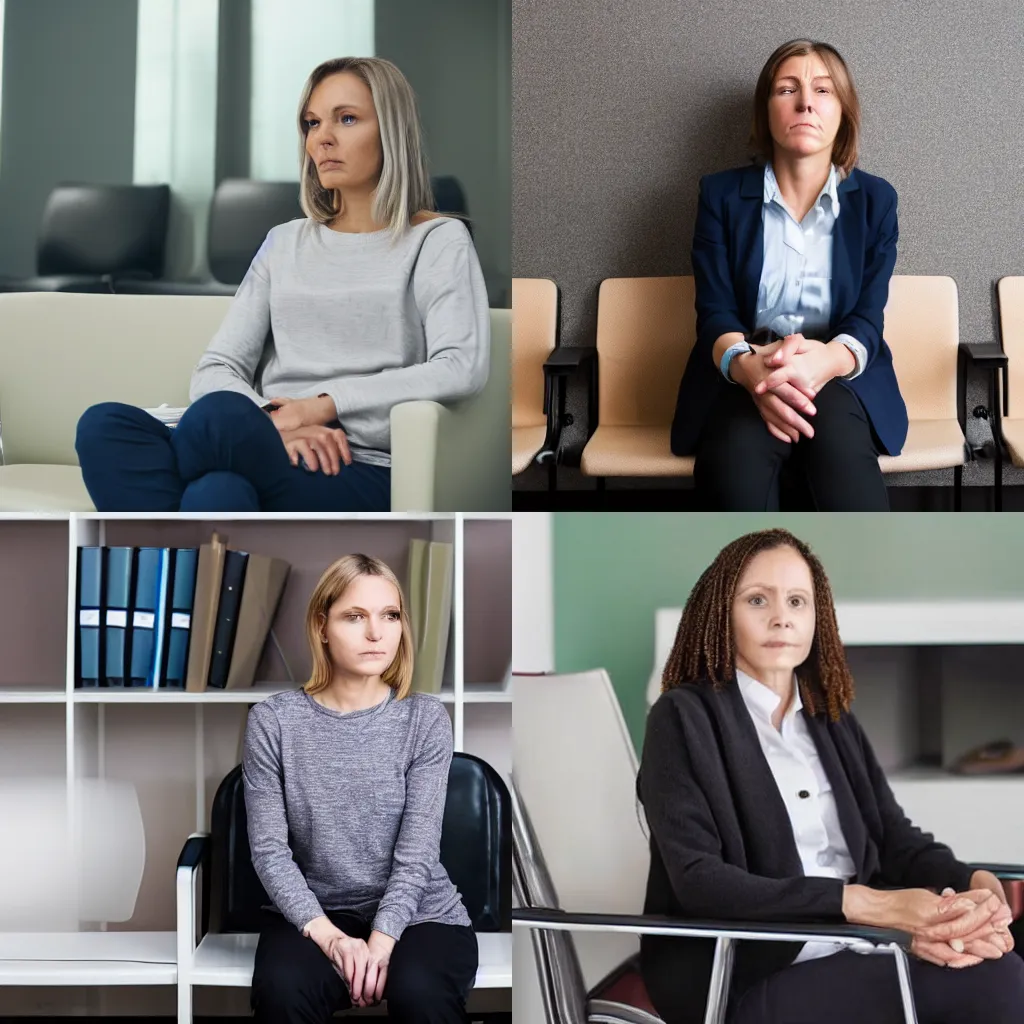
[553,513,1024,750]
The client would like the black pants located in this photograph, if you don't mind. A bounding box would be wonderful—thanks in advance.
[250,910,478,1023]
[694,379,889,511]
[728,948,1024,1024]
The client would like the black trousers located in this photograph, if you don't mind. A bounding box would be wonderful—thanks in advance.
[693,379,889,511]
[728,948,1024,1024]
[250,910,479,1024]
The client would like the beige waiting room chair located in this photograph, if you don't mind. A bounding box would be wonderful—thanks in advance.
[0,292,510,513]
[512,277,558,477]
[579,277,696,485]
[579,274,974,508]
[996,276,1024,469]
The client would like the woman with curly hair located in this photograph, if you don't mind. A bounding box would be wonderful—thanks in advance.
[638,528,1024,1023]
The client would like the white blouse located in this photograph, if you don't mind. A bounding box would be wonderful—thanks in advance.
[736,669,857,964]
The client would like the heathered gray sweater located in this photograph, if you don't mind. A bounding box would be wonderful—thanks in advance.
[189,216,490,468]
[241,687,471,939]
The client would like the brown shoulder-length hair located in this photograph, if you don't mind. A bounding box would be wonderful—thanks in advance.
[302,554,415,700]
[750,39,861,178]
[661,528,854,721]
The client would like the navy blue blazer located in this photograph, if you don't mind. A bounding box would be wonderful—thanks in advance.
[669,164,908,458]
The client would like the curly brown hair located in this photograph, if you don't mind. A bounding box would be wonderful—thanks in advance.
[661,528,854,721]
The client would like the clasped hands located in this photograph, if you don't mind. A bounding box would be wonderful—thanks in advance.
[305,916,395,1006]
[730,334,855,445]
[264,395,352,475]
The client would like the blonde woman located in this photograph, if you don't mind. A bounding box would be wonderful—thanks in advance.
[76,57,490,513]
[242,554,477,1023]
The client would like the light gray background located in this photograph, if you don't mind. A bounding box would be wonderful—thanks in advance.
[512,0,1024,495]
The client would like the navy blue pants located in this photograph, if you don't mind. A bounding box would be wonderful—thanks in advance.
[728,948,1024,1024]
[75,392,391,512]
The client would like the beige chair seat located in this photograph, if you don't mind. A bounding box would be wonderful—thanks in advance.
[581,425,695,477]
[512,425,547,475]
[0,464,95,512]
[999,418,1024,466]
[877,419,966,474]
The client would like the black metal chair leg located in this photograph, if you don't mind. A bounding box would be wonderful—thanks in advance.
[954,464,962,512]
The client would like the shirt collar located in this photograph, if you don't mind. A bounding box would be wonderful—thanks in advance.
[763,162,840,218]
[736,667,803,726]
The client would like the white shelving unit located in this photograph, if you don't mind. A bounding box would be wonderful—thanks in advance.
[0,512,511,1017]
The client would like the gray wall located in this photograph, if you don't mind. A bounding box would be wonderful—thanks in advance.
[0,0,138,277]
[512,0,1024,490]
[377,0,511,306]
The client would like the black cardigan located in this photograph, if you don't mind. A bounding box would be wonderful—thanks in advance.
[636,680,975,1024]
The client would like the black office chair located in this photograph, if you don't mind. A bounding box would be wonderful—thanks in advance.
[177,751,511,1021]
[117,179,304,296]
[0,183,170,294]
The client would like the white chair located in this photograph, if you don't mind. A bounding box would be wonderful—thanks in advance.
[0,292,510,512]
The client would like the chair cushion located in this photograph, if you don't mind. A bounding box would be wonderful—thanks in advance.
[877,419,965,473]
[1001,418,1024,467]
[0,464,95,511]
[0,275,114,294]
[114,278,238,297]
[580,425,696,477]
[513,425,547,475]
[588,953,663,1021]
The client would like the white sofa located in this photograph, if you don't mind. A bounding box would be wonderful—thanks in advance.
[0,293,510,513]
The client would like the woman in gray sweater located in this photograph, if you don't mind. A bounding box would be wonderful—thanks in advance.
[242,553,477,1023]
[75,57,489,513]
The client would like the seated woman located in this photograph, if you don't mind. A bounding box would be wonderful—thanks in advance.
[242,553,478,1023]
[638,528,1024,1024]
[75,56,489,513]
[669,40,906,511]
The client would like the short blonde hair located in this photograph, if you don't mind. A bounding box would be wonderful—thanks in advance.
[303,553,414,700]
[296,57,434,239]
[751,40,861,178]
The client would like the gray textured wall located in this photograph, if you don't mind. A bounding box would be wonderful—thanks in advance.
[0,0,138,278]
[512,0,1024,491]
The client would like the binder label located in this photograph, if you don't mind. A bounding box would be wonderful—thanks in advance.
[133,611,155,629]
[171,612,191,629]
[79,609,100,627]
[106,610,127,628]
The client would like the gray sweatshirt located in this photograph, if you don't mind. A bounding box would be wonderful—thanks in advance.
[241,687,471,940]
[189,216,490,468]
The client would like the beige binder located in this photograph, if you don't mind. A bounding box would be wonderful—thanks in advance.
[408,540,453,694]
[184,533,227,693]
[224,553,290,690]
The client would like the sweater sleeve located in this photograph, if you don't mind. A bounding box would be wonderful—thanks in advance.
[639,694,846,922]
[188,231,274,407]
[850,714,975,893]
[241,703,326,931]
[371,701,453,941]
[316,221,490,427]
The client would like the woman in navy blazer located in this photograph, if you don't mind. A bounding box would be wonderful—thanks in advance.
[670,40,907,511]
[639,528,1024,1023]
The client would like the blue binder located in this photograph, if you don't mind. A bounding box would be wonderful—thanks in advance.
[105,547,137,687]
[130,547,172,688]
[164,548,199,690]
[76,546,105,688]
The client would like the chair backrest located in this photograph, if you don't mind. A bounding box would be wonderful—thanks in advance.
[207,180,303,284]
[431,176,473,238]
[883,275,959,421]
[512,670,650,986]
[208,750,511,934]
[0,292,231,464]
[37,184,171,278]
[596,277,697,428]
[512,278,558,429]
[997,277,1024,412]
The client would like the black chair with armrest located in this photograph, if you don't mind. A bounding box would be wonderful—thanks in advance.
[0,183,170,294]
[176,750,512,1023]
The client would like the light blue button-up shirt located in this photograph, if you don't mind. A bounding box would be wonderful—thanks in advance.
[755,163,865,378]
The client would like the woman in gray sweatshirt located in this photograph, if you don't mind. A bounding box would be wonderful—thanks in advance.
[75,57,489,513]
[242,553,477,1023]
